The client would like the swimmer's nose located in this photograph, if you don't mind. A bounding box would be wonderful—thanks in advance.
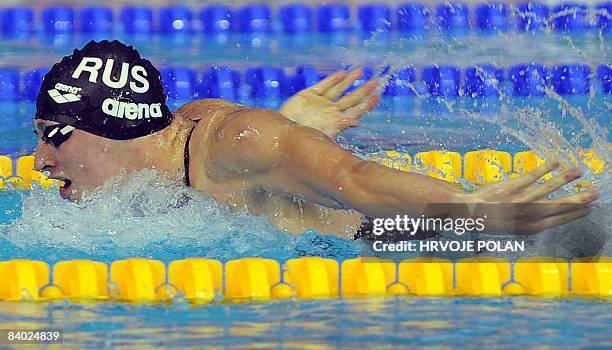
[34,141,56,172]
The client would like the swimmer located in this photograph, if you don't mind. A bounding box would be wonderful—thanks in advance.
[33,40,599,238]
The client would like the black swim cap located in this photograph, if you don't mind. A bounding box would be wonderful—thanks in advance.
[35,40,173,140]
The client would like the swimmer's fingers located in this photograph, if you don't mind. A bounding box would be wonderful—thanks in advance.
[345,95,381,117]
[336,80,380,111]
[329,95,380,132]
[323,68,363,100]
[522,167,585,201]
[516,206,592,234]
[335,118,361,130]
[309,71,347,96]
[512,160,561,189]
[515,188,597,219]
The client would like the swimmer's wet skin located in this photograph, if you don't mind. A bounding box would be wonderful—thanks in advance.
[33,40,599,237]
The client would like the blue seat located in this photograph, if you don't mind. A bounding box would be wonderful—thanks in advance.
[317,4,352,32]
[160,5,193,34]
[476,3,509,32]
[244,66,287,98]
[22,68,48,101]
[41,6,75,35]
[0,7,34,36]
[596,3,611,32]
[198,66,241,101]
[598,65,611,94]
[552,64,591,95]
[552,3,590,32]
[80,6,113,34]
[279,4,313,33]
[509,64,547,96]
[422,66,461,97]
[160,67,197,101]
[517,2,549,32]
[465,65,505,97]
[235,5,271,32]
[385,67,416,96]
[120,6,153,34]
[288,65,319,95]
[0,68,20,101]
[436,3,470,32]
[358,5,391,32]
[201,6,233,34]
[397,4,430,32]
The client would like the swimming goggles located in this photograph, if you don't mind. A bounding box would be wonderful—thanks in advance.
[34,123,76,148]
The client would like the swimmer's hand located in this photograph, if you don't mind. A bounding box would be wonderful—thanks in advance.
[279,68,381,137]
[465,160,600,234]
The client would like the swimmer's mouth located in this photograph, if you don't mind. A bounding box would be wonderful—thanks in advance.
[61,179,72,189]
[50,176,72,190]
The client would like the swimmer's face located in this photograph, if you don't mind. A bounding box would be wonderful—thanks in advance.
[33,120,136,201]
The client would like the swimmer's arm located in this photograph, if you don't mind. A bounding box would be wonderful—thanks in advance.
[209,108,465,217]
[210,108,599,234]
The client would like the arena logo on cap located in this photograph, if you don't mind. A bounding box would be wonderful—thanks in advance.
[47,82,82,104]
[102,98,163,120]
[72,57,150,93]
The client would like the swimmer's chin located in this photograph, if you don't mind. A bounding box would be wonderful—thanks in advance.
[59,185,82,202]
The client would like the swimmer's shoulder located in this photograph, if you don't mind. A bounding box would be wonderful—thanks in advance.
[175,98,251,182]
[174,98,248,123]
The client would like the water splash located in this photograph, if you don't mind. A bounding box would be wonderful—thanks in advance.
[0,170,360,263]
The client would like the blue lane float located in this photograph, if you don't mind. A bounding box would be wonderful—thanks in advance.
[517,2,550,32]
[279,4,313,33]
[552,64,592,95]
[475,3,510,32]
[120,6,154,34]
[160,67,198,101]
[21,68,47,101]
[0,7,34,37]
[287,65,320,95]
[598,3,612,32]
[235,4,272,33]
[244,66,287,98]
[552,3,591,32]
[397,4,430,32]
[465,65,505,97]
[358,5,391,32]
[509,64,547,96]
[41,6,75,35]
[317,4,352,32]
[80,6,114,34]
[0,3,610,35]
[200,5,232,34]
[599,65,611,93]
[1,64,610,101]
[422,65,461,97]
[198,66,241,101]
[160,5,193,34]
[436,3,471,32]
[0,68,19,101]
[385,67,417,96]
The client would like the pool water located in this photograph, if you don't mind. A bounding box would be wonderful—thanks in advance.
[2,297,611,349]
[0,17,611,350]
